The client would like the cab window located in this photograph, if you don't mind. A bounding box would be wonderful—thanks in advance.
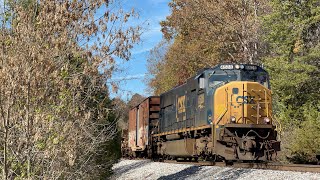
[241,71,269,88]
[208,74,237,88]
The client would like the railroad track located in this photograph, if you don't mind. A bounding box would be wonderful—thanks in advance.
[163,160,320,173]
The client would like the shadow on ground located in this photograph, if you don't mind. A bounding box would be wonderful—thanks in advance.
[216,168,253,180]
[158,166,202,180]
[157,166,252,180]
[113,160,151,178]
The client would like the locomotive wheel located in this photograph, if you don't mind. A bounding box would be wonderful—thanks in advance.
[224,160,234,166]
[193,157,198,162]
[211,154,217,162]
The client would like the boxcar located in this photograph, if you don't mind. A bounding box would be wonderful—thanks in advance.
[128,97,160,157]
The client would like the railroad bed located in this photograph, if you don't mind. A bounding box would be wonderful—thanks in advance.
[112,159,320,180]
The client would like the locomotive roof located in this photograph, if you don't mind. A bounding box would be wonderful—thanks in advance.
[199,63,266,74]
[160,63,267,96]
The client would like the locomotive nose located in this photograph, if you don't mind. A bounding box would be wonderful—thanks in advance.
[214,81,272,125]
[213,81,279,161]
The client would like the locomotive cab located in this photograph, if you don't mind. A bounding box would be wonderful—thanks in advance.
[209,64,272,125]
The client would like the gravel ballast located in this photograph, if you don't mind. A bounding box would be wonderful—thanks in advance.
[112,159,320,180]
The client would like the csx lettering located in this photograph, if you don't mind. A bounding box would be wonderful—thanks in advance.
[236,96,255,104]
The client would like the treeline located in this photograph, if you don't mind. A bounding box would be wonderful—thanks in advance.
[0,0,140,179]
[147,0,320,163]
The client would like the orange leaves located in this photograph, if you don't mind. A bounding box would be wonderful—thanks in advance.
[148,0,269,95]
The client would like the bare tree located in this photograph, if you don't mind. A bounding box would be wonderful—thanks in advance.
[0,0,140,179]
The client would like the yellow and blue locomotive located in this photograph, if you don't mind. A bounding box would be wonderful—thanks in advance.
[151,64,280,161]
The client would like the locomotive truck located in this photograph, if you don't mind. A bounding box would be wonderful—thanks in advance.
[123,64,280,162]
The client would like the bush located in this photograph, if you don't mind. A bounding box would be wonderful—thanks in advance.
[284,104,320,164]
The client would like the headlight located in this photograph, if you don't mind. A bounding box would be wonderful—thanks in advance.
[234,65,245,69]
[231,116,236,123]
[264,117,270,124]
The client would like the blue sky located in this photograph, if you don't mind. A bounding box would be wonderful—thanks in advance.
[0,0,170,100]
[111,0,170,100]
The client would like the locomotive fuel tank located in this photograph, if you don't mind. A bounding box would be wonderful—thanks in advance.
[159,139,196,157]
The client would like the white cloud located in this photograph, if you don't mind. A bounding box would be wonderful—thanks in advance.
[111,73,147,81]
[132,47,153,55]
[131,23,163,55]
[148,0,169,5]
[142,24,162,38]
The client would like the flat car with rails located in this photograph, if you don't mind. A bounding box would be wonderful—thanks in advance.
[122,64,280,162]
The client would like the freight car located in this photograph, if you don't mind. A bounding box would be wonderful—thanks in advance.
[124,64,280,162]
[126,97,160,158]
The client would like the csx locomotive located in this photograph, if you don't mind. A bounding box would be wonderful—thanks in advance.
[124,64,280,162]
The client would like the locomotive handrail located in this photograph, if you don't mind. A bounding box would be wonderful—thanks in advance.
[264,89,269,118]
[223,100,272,124]
[215,88,229,125]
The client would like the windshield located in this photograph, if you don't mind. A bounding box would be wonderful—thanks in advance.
[208,74,238,89]
[241,71,269,88]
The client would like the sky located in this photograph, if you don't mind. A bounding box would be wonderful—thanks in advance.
[110,0,171,101]
[0,0,170,101]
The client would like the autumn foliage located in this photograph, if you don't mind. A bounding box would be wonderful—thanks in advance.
[148,0,320,163]
[0,0,140,179]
